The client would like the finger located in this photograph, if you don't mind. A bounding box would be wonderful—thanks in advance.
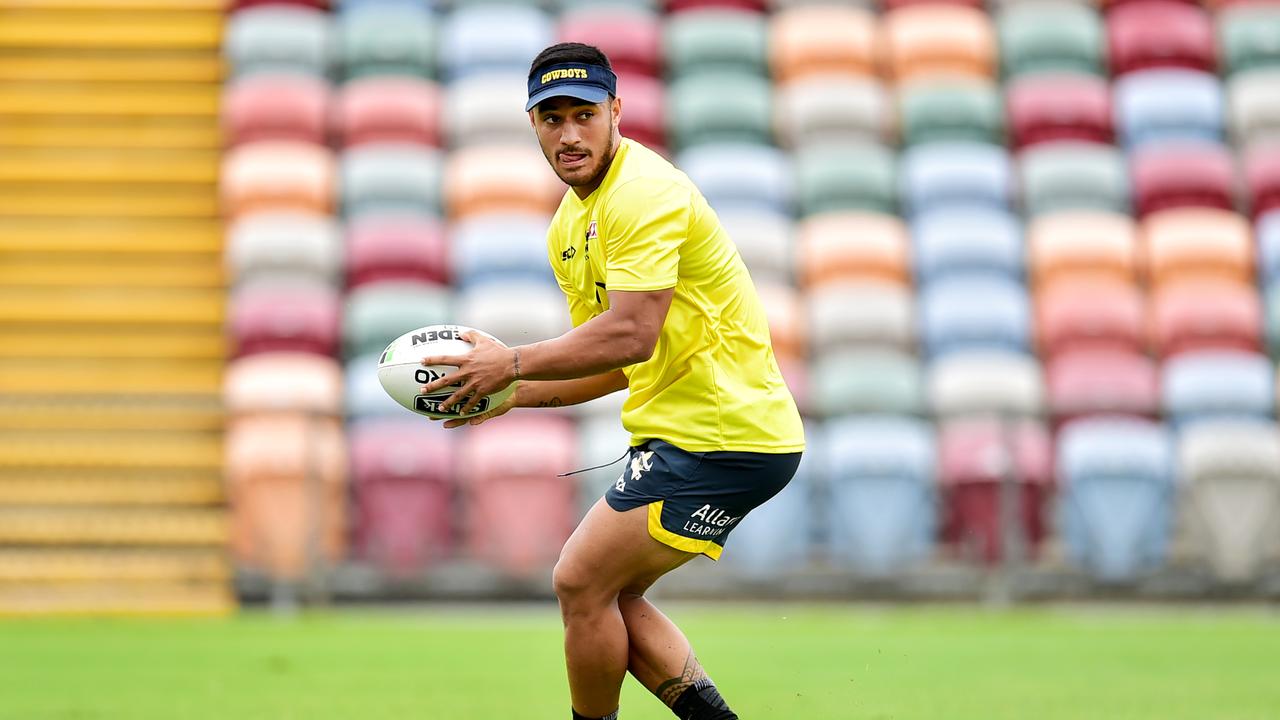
[442,418,466,429]
[438,385,474,413]
[420,355,466,367]
[458,331,476,344]
[421,374,462,395]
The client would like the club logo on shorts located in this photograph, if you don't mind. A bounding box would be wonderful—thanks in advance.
[629,450,654,482]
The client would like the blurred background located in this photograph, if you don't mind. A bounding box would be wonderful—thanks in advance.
[2,0,1280,620]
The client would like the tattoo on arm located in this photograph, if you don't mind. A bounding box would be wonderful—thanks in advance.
[653,651,708,707]
[536,396,564,408]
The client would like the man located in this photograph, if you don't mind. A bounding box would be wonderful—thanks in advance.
[419,43,805,720]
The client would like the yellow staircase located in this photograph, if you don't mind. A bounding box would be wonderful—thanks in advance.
[0,0,233,615]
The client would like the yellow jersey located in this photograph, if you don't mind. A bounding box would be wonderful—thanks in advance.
[546,138,805,453]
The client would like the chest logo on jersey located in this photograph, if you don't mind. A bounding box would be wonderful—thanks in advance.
[561,246,576,261]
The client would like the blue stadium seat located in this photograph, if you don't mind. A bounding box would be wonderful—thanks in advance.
[919,273,1030,357]
[1057,417,1175,582]
[1113,69,1224,150]
[808,348,924,417]
[438,5,553,81]
[1161,350,1275,426]
[676,143,793,215]
[225,211,343,287]
[899,142,1012,216]
[450,213,557,289]
[342,280,452,358]
[1255,209,1280,285]
[911,207,1022,283]
[345,352,407,419]
[339,144,443,218]
[927,350,1044,418]
[822,416,936,576]
[718,208,793,284]
[224,5,333,77]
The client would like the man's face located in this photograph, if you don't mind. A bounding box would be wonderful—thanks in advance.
[530,95,621,191]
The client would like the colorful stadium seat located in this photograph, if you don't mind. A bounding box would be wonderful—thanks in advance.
[574,412,634,515]
[774,75,891,148]
[224,351,343,416]
[437,5,553,81]
[997,1,1104,78]
[911,206,1022,282]
[722,444,817,579]
[823,416,936,576]
[1036,277,1146,357]
[756,281,806,360]
[1113,69,1225,149]
[1227,69,1280,148]
[882,4,996,81]
[898,78,1004,146]
[1217,2,1280,76]
[450,213,558,289]
[227,277,341,358]
[221,73,330,146]
[1178,419,1280,581]
[809,348,924,417]
[349,418,457,575]
[1018,141,1130,216]
[1006,73,1112,149]
[458,415,578,578]
[937,417,1052,565]
[667,71,772,150]
[345,213,448,288]
[1244,142,1280,219]
[1028,210,1140,287]
[795,142,896,216]
[1046,347,1159,421]
[342,280,451,358]
[768,5,878,83]
[223,5,333,77]
[344,352,407,419]
[339,143,442,218]
[615,72,668,151]
[559,6,662,77]
[1162,350,1275,424]
[1056,417,1174,581]
[719,209,793,284]
[665,8,768,78]
[665,0,767,13]
[1131,142,1236,218]
[899,142,1012,216]
[334,77,441,147]
[919,273,1031,357]
[455,282,573,346]
[338,1,435,79]
[221,141,335,218]
[443,145,563,220]
[928,350,1044,417]
[1150,279,1263,358]
[231,0,329,8]
[1258,209,1280,284]
[796,212,910,287]
[1107,0,1216,76]
[1142,207,1253,288]
[443,72,535,148]
[807,281,914,353]
[677,143,793,214]
[225,211,343,287]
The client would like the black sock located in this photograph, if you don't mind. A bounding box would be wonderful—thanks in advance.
[671,679,738,720]
[572,709,618,720]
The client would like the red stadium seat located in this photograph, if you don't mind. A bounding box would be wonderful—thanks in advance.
[221,141,335,219]
[1131,143,1236,218]
[1244,143,1280,219]
[1150,278,1263,358]
[1006,74,1112,149]
[346,213,448,288]
[443,145,563,220]
[938,418,1052,565]
[1028,211,1140,288]
[796,212,911,288]
[769,6,879,83]
[1107,0,1216,75]
[883,4,997,81]
[334,76,441,148]
[615,72,667,153]
[350,419,458,576]
[459,415,578,578]
[222,73,330,147]
[1142,207,1253,288]
[1046,347,1160,422]
[665,0,766,13]
[559,7,662,78]
[228,279,341,358]
[1037,277,1146,357]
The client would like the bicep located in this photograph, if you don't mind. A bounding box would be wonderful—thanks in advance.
[606,288,674,346]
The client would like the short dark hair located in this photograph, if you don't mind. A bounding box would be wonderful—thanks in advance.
[529,42,613,82]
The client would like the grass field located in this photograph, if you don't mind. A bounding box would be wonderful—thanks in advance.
[2,603,1278,720]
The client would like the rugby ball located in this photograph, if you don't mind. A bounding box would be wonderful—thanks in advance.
[377,324,516,420]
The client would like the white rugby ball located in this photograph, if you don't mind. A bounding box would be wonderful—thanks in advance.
[377,324,516,420]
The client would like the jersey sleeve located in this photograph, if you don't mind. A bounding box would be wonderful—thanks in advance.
[600,178,690,292]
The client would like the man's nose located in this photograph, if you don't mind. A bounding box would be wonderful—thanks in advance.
[560,119,582,145]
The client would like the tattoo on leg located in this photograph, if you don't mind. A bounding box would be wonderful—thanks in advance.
[653,650,709,707]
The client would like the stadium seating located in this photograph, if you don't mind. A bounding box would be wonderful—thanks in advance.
[928,350,1044,417]
[722,437,818,579]
[1244,143,1280,218]
[443,145,564,219]
[1161,350,1275,423]
[221,141,335,218]
[443,72,534,148]
[808,348,925,417]
[614,72,668,151]
[1107,0,1215,76]
[334,77,441,147]
[450,213,558,289]
[882,4,996,81]
[796,212,910,287]
[756,282,806,360]
[338,1,436,79]
[437,5,553,82]
[223,352,343,416]
[912,207,1022,282]
[1046,347,1160,421]
[807,281,914,353]
[454,282,572,346]
[719,209,793,283]
[768,6,878,83]
[1028,211,1140,287]
[223,5,333,77]
[225,211,343,287]
[559,6,662,78]
[345,213,448,288]
[1142,208,1253,288]
[1149,279,1263,358]
[1227,69,1280,147]
[1036,277,1146,357]
[344,352,406,419]
[342,281,452,358]
[677,143,793,214]
[1258,210,1280,284]
[1217,2,1280,76]
[996,1,1103,78]
[221,73,330,146]
[665,8,768,78]
[1057,417,1175,581]
[574,412,634,516]
[823,416,936,576]
[668,71,773,150]
[898,78,1003,146]
[1006,73,1112,149]
[775,75,891,148]
[227,278,341,358]
[1131,142,1237,218]
[1177,419,1280,581]
[1113,69,1225,149]
[1018,142,1130,216]
[795,142,896,216]
[899,142,1012,216]
[919,273,1031,357]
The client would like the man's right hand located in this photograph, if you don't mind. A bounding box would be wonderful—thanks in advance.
[435,387,519,429]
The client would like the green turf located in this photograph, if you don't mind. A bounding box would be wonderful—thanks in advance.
[2,604,1278,720]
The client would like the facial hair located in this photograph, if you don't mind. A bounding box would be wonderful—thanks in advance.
[558,124,616,189]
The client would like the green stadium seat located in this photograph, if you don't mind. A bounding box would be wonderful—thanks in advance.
[796,142,896,216]
[667,72,772,150]
[898,78,1003,146]
[997,1,1103,78]
[809,348,925,417]
[1019,141,1129,217]
[343,281,452,358]
[1218,4,1280,76]
[665,9,768,79]
[223,6,332,77]
[339,3,436,79]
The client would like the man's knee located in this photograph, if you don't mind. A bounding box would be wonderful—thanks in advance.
[553,556,610,610]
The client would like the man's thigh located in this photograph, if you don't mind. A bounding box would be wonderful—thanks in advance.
[558,497,696,596]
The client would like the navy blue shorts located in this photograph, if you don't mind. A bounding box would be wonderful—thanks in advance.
[604,439,802,560]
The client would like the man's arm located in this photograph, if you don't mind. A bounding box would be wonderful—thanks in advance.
[514,370,629,409]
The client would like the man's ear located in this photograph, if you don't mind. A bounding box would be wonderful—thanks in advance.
[611,96,623,132]
[529,110,537,129]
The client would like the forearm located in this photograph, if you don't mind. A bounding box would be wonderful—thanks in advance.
[513,370,628,408]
